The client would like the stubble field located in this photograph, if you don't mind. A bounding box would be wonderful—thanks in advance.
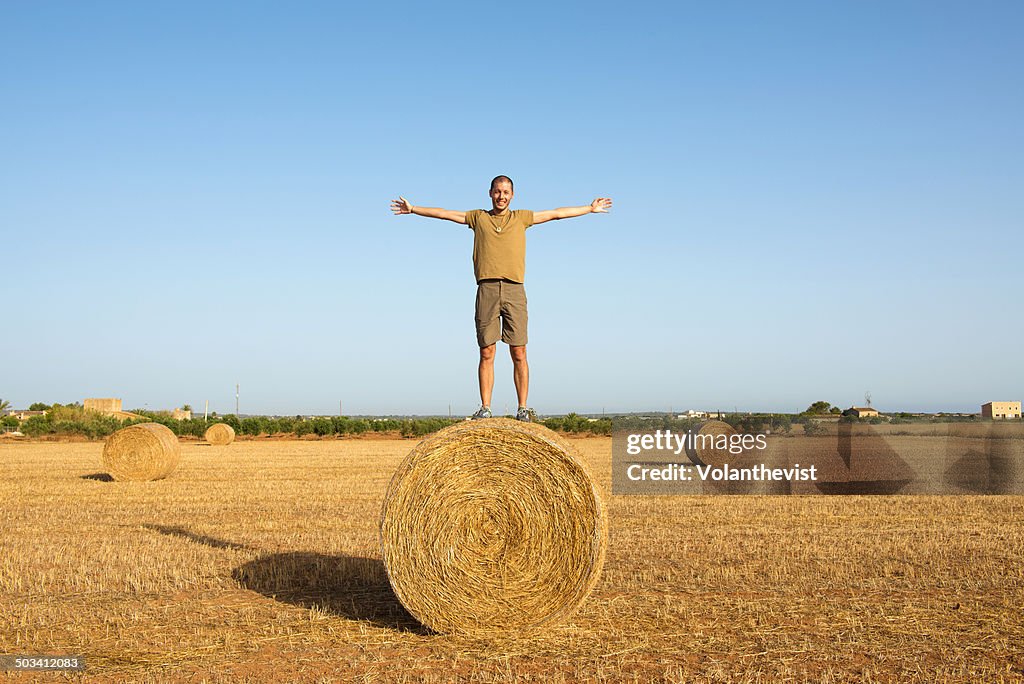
[1,436,1022,683]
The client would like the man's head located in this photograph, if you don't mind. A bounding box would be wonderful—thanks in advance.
[489,175,514,213]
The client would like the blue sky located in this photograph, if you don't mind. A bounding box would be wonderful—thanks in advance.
[2,1,1021,416]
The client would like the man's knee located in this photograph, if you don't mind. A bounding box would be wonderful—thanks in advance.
[479,344,497,361]
[509,345,527,362]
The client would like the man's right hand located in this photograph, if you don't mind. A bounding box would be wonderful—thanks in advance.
[389,199,467,224]
[390,197,413,215]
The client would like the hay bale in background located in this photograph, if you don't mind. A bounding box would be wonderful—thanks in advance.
[102,422,180,482]
[685,419,738,467]
[380,418,607,634]
[204,423,235,446]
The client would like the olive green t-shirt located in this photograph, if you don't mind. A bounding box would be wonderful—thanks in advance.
[465,209,535,283]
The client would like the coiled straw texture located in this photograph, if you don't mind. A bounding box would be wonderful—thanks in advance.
[380,418,607,634]
[685,419,738,467]
[102,422,181,482]
[204,423,235,445]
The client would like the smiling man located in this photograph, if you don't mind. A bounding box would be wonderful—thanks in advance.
[391,175,611,422]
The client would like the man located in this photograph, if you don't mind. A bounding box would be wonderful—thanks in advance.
[391,175,611,421]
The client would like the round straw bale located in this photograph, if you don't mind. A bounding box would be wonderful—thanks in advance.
[685,419,738,467]
[380,418,607,634]
[204,423,235,446]
[102,422,180,482]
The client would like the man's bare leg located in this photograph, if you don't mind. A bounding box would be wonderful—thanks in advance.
[510,345,529,408]
[478,343,496,408]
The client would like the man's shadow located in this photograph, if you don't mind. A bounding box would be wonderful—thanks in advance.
[143,524,423,632]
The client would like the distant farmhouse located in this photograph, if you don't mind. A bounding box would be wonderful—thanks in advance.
[675,411,729,420]
[982,401,1021,419]
[843,407,880,418]
[84,398,123,414]
[84,398,145,421]
[5,410,46,421]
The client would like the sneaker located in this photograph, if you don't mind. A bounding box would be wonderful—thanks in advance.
[470,406,492,420]
[516,407,536,423]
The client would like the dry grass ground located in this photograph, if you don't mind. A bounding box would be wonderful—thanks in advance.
[1,437,1022,683]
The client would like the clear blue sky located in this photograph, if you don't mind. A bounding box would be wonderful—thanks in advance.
[3,1,1021,416]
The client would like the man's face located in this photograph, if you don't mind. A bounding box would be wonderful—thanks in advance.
[489,181,514,212]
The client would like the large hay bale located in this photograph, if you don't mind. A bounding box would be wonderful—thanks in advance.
[685,419,738,467]
[204,423,235,445]
[380,418,607,634]
[102,422,180,482]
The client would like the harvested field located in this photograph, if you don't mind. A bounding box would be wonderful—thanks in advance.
[1,437,1022,682]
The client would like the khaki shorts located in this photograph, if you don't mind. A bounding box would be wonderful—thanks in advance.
[475,279,528,347]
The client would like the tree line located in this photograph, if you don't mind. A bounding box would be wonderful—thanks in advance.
[3,399,983,441]
[6,405,461,439]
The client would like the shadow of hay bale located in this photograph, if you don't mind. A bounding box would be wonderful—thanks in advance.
[81,473,114,482]
[233,552,424,633]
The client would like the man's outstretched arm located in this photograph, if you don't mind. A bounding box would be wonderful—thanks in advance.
[390,196,467,224]
[532,197,612,225]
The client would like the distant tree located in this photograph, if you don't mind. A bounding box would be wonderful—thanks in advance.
[803,421,826,436]
[47,403,85,421]
[829,407,842,414]
[181,404,192,412]
[0,398,10,412]
[805,401,833,415]
[48,402,82,411]
[28,402,50,411]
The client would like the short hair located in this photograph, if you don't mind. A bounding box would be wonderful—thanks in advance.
[490,175,514,191]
